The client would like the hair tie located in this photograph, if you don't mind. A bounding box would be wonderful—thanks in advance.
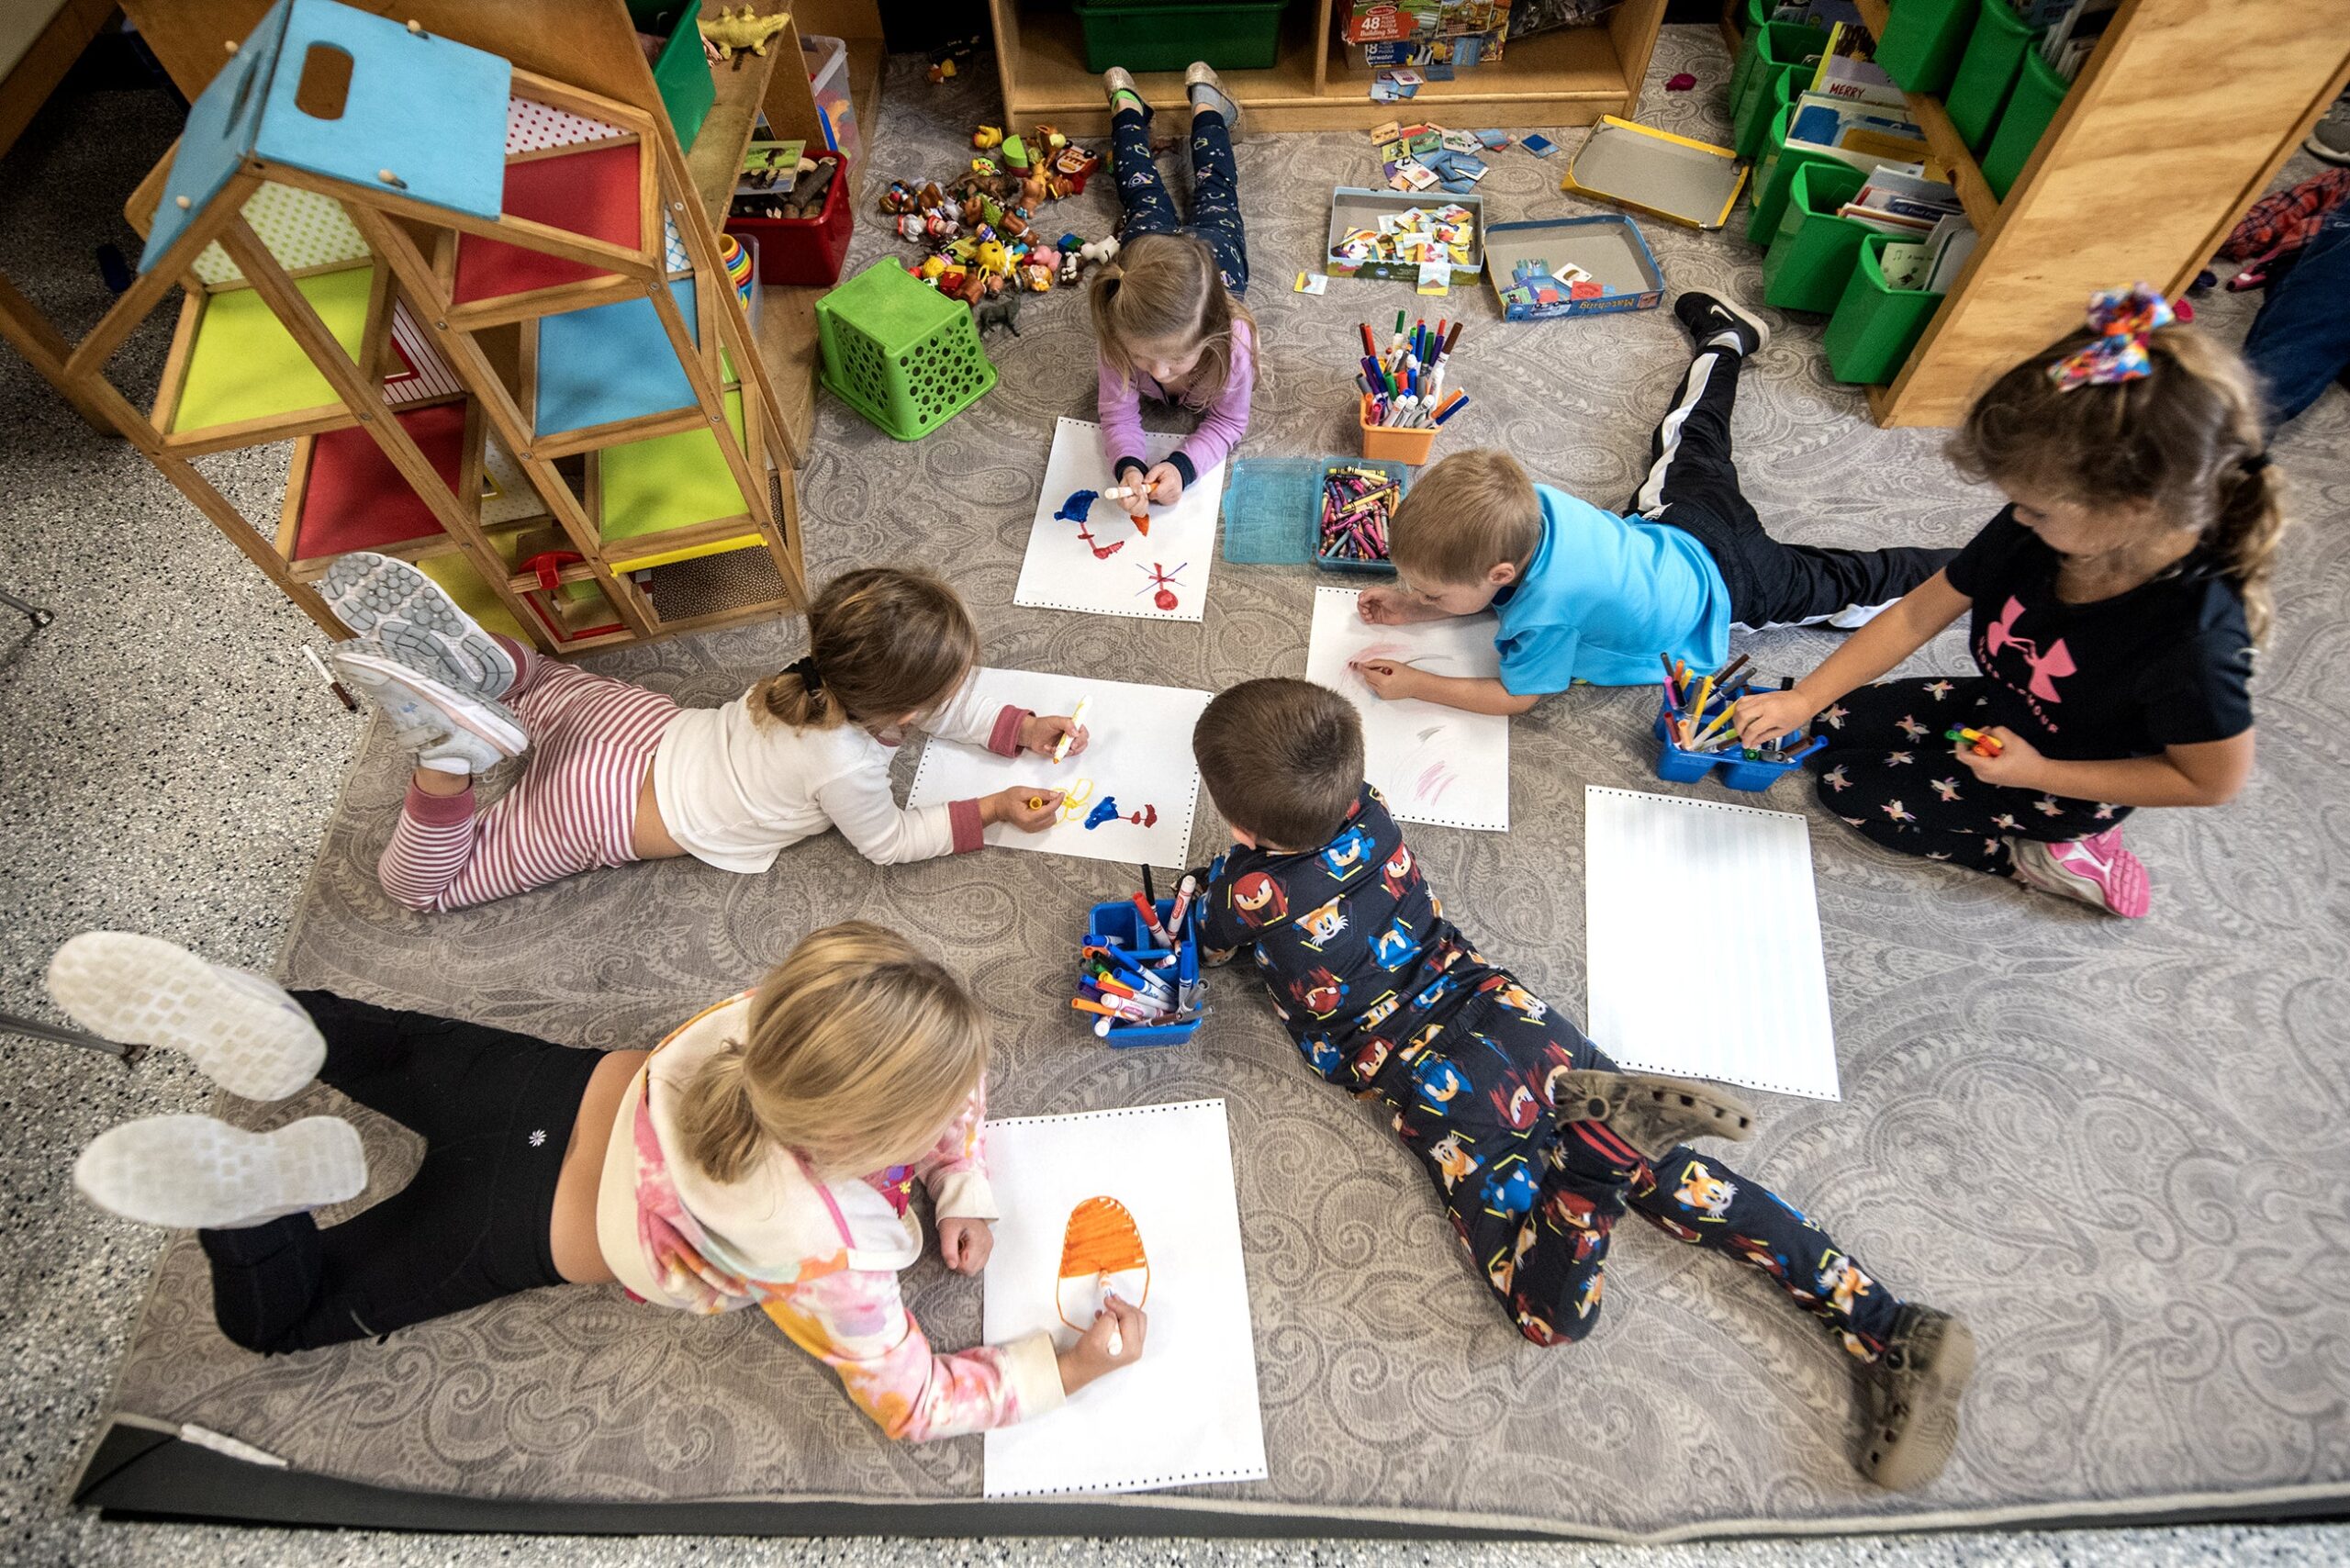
[2048,284,2175,390]
[788,655,824,695]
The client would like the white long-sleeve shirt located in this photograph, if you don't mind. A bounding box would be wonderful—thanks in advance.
[650,673,1029,874]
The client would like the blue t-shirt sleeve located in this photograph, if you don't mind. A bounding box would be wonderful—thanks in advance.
[1497,623,1582,696]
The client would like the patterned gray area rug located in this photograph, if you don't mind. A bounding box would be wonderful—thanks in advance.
[101,28,2350,1540]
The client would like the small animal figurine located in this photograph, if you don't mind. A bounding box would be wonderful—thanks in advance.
[1058,249,1080,286]
[1034,123,1069,151]
[1019,169,1049,209]
[972,125,1003,150]
[927,57,957,83]
[974,289,1022,337]
[1080,234,1121,267]
[698,5,792,61]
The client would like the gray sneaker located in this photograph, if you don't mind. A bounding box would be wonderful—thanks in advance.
[2306,115,2350,166]
[75,1114,365,1230]
[331,647,528,776]
[1861,1303,1975,1489]
[1553,1069,1757,1162]
[320,552,516,700]
[47,932,324,1101]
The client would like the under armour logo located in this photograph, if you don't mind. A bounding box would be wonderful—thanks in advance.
[1983,598,2076,701]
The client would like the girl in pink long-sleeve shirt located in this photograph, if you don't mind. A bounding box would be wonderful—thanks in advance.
[1091,230,1257,510]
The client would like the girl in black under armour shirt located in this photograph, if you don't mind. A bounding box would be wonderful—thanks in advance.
[1736,288,2286,918]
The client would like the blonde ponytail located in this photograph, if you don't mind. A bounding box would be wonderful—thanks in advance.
[753,566,980,732]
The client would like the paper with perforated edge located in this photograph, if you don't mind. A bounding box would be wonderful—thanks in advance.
[1304,587,1510,832]
[1014,417,1225,622]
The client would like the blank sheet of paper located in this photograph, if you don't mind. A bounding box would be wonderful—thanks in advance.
[905,667,1210,867]
[1583,786,1840,1100]
[1014,417,1225,622]
[981,1099,1267,1497]
[1304,587,1509,832]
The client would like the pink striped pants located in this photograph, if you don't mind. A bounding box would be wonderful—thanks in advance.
[377,639,680,912]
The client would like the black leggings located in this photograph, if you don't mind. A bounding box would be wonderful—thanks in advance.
[200,993,604,1354]
[1630,346,1955,628]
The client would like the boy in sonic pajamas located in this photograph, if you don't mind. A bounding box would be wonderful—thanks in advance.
[1187,678,1975,1489]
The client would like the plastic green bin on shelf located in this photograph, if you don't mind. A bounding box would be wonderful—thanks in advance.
[1980,49,2069,198]
[817,259,997,440]
[1824,232,1947,385]
[1733,56,1805,163]
[1071,0,1285,73]
[1729,19,1827,151]
[1747,103,1843,247]
[1761,162,1871,313]
[1876,0,1980,96]
[1946,0,2032,151]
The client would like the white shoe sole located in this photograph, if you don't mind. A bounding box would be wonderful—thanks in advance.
[1710,295,1772,354]
[330,649,530,759]
[76,1115,364,1230]
[320,552,515,700]
[47,934,324,1101]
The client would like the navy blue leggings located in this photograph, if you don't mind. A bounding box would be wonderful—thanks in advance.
[1111,106,1249,296]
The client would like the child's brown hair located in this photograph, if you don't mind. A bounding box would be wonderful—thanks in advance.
[755,566,980,730]
[1952,320,2288,642]
[1090,231,1256,403]
[1192,678,1365,849]
[677,921,990,1182]
[1387,449,1543,585]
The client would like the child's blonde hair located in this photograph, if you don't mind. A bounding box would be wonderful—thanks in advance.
[1388,449,1543,585]
[676,922,990,1183]
[1089,231,1256,402]
[1953,319,2288,642]
[755,567,980,730]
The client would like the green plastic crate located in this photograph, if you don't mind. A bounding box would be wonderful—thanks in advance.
[1980,48,2069,198]
[1747,103,1845,248]
[1824,231,1947,385]
[1072,0,1286,73]
[1945,0,2032,151]
[816,260,997,440]
[1876,0,1981,95]
[1761,162,1871,313]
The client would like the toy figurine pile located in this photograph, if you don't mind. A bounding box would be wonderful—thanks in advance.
[878,122,1110,314]
[1331,201,1477,271]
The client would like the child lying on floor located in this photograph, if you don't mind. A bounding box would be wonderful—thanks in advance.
[1187,677,1973,1489]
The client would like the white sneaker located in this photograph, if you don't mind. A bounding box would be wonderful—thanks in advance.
[320,552,516,700]
[330,648,529,776]
[75,1115,364,1229]
[47,933,325,1101]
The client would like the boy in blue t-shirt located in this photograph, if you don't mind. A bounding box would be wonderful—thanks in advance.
[1353,293,1954,714]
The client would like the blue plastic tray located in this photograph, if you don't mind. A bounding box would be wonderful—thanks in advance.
[1082,898,1202,1048]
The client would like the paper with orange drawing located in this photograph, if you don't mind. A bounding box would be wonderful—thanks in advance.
[981,1100,1265,1498]
[1304,586,1510,832]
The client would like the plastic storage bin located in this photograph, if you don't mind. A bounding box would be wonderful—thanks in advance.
[1761,162,1870,313]
[1875,0,1980,95]
[1729,13,1822,129]
[1315,458,1411,574]
[1359,394,1438,465]
[817,259,998,439]
[1071,0,1287,73]
[1729,20,1828,161]
[1083,899,1202,1049]
[1979,49,2069,198]
[1945,0,2032,151]
[1653,686,1818,791]
[801,34,861,168]
[1732,39,1814,162]
[1747,103,1841,247]
[1823,231,1948,384]
[726,152,853,286]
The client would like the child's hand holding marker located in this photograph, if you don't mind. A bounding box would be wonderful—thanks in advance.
[987,788,1065,832]
[1734,687,1819,748]
[1951,724,2036,784]
[1020,711,1091,759]
[1058,1293,1147,1392]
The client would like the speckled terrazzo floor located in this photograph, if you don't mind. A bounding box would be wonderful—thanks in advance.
[2,26,2347,1568]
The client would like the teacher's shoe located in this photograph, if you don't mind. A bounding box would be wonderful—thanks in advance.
[320,551,516,700]
[330,648,528,777]
[47,933,324,1102]
[76,1115,365,1230]
[1861,1304,1975,1489]
[2008,827,2151,918]
[1553,1069,1756,1161]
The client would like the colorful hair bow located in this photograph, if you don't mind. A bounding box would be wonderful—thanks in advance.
[2048,284,2176,389]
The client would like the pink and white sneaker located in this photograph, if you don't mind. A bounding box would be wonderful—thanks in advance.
[2007,827,2151,918]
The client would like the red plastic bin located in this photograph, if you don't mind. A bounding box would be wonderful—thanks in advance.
[725,152,852,287]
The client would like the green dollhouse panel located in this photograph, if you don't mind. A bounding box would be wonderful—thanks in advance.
[599,391,755,569]
[171,263,374,434]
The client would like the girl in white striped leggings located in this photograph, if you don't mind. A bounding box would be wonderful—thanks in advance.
[320,556,1090,913]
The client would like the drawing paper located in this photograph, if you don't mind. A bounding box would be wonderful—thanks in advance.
[1303,586,1509,832]
[981,1099,1266,1498]
[1583,786,1841,1100]
[905,667,1211,867]
[1015,417,1225,622]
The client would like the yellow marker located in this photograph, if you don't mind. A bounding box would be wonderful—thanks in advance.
[1052,693,1091,765]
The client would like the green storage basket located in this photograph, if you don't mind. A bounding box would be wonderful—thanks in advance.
[1761,162,1872,313]
[816,260,998,440]
[1747,103,1845,247]
[1729,18,1827,150]
[1979,49,2069,198]
[1876,0,1981,95]
[1945,0,2033,151]
[1823,232,1947,385]
[1072,0,1286,73]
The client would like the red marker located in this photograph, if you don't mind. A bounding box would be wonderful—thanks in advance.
[1131,892,1174,947]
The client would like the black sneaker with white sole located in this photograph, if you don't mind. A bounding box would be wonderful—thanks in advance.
[1673,291,1772,357]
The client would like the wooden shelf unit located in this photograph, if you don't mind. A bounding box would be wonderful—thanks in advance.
[1840,0,2350,427]
[988,0,1669,135]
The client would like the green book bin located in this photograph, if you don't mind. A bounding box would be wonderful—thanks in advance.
[1824,232,1948,385]
[1761,162,1872,314]
[1733,56,1807,164]
[1729,19,1828,152]
[1945,0,2033,151]
[1876,0,1981,96]
[1980,50,2070,198]
[1748,103,1846,247]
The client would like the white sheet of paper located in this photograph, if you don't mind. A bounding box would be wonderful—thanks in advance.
[1583,786,1841,1100]
[1014,417,1225,622]
[904,667,1210,867]
[1303,587,1509,832]
[981,1099,1266,1498]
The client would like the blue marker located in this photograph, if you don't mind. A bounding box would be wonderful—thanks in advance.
[1176,931,1201,1011]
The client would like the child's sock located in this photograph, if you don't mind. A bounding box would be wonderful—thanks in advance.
[47,932,325,1101]
[1112,87,1147,117]
[75,1114,365,1229]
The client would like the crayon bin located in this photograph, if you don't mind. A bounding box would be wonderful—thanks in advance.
[1315,459,1410,576]
[1875,0,1980,95]
[1360,394,1438,465]
[1652,686,1808,792]
[1761,161,1871,314]
[1945,0,2033,151]
[1083,899,1203,1048]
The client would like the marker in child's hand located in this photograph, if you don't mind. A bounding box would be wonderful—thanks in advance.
[1100,1280,1123,1356]
[1053,694,1091,764]
[1946,725,2004,757]
[1099,484,1145,504]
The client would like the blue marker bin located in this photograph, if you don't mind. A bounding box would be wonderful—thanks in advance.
[1082,899,1203,1048]
[1651,684,1815,792]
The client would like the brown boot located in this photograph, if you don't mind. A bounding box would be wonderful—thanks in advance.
[1860,1303,1975,1489]
[1553,1070,1756,1163]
